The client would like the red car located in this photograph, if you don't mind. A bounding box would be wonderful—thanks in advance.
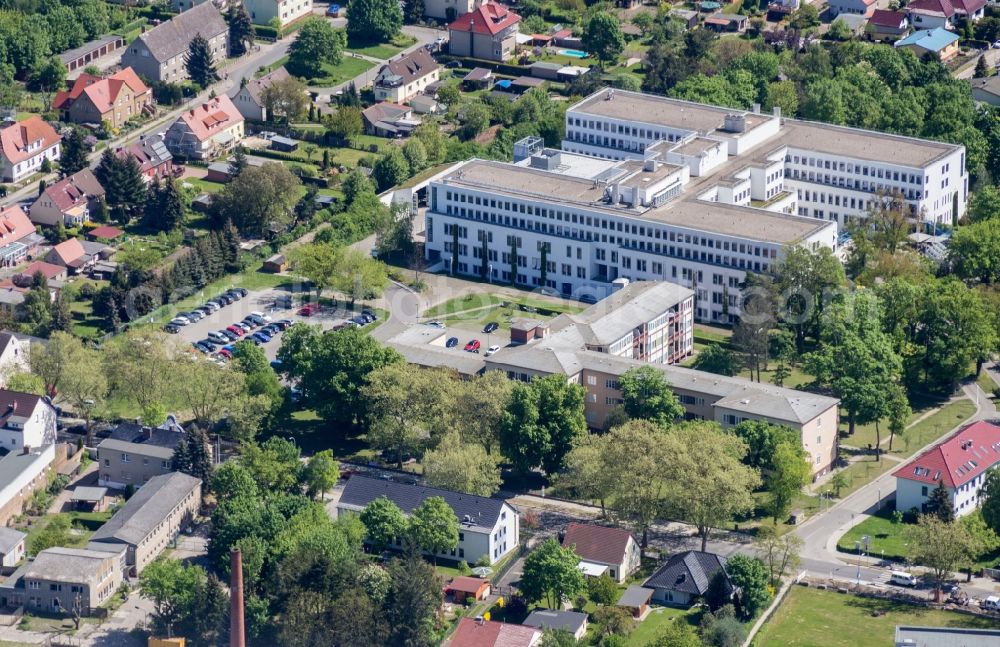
[226,324,245,336]
[218,348,232,359]
[464,339,481,353]
[298,305,316,316]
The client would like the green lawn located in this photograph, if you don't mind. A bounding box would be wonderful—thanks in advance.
[181,177,227,194]
[22,510,114,555]
[345,33,417,59]
[825,457,899,501]
[894,399,976,454]
[755,585,997,647]
[836,508,910,562]
[304,56,375,86]
[425,292,585,331]
[625,607,698,646]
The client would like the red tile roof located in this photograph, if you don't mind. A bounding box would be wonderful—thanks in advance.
[449,3,521,36]
[868,9,908,27]
[53,67,149,115]
[952,0,987,12]
[907,0,957,16]
[48,238,87,266]
[87,225,124,240]
[449,618,539,647]
[893,421,1000,489]
[562,522,636,566]
[0,206,37,245]
[0,117,61,166]
[42,169,105,213]
[177,95,244,143]
[447,576,490,595]
[17,261,66,282]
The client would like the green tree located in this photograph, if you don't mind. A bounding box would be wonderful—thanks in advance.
[790,4,820,29]
[385,555,441,647]
[618,365,684,426]
[347,0,403,43]
[458,101,491,140]
[407,496,459,560]
[725,554,771,620]
[908,514,981,596]
[59,127,89,176]
[140,558,204,634]
[360,496,408,552]
[58,344,107,444]
[302,449,339,499]
[185,33,219,88]
[692,343,737,376]
[5,371,45,395]
[765,441,811,523]
[584,12,625,64]
[239,437,302,493]
[982,469,1000,533]
[519,538,585,608]
[926,480,956,523]
[402,138,428,174]
[975,54,990,79]
[801,78,845,125]
[647,619,702,647]
[423,432,502,496]
[341,165,374,204]
[916,279,996,388]
[94,148,147,220]
[29,515,71,554]
[291,242,339,299]
[949,219,1000,283]
[372,147,410,192]
[212,162,301,236]
[364,363,447,467]
[403,0,424,24]
[327,106,363,146]
[288,18,346,78]
[228,3,255,57]
[261,76,310,123]
[144,176,186,231]
[730,420,800,472]
[499,374,586,475]
[559,434,617,514]
[587,572,619,606]
[968,185,1000,223]
[333,248,389,307]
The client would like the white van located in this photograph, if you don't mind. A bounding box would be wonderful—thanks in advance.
[890,571,918,587]
[981,596,1000,612]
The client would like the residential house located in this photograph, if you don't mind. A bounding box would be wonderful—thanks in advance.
[30,169,106,227]
[561,523,641,583]
[704,13,749,32]
[907,0,985,29]
[0,390,58,452]
[893,421,1000,517]
[523,610,588,641]
[449,618,541,647]
[1,546,124,615]
[231,66,290,122]
[867,10,910,40]
[424,0,482,20]
[96,418,186,489]
[244,0,313,27]
[336,475,519,565]
[58,35,125,74]
[0,332,31,388]
[0,117,61,184]
[13,262,67,287]
[894,27,960,61]
[361,102,420,137]
[0,528,26,570]
[970,74,1000,106]
[409,95,442,115]
[88,472,202,576]
[165,95,245,160]
[115,135,175,183]
[834,13,870,36]
[120,3,228,83]
[446,576,491,602]
[828,0,878,17]
[45,239,99,274]
[0,444,57,526]
[448,3,521,62]
[374,49,441,104]
[0,206,44,267]
[645,551,731,607]
[52,68,152,131]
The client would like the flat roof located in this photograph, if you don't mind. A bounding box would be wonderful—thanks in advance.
[894,625,1000,647]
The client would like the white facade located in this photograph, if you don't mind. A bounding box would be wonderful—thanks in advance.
[1,143,60,184]
[0,335,30,388]
[244,0,313,27]
[0,444,56,521]
[0,399,58,451]
[424,0,479,20]
[895,473,989,518]
[562,89,967,232]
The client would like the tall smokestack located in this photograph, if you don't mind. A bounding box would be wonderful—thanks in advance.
[230,548,245,647]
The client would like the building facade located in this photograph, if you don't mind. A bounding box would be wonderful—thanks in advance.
[0,390,58,451]
[2,546,124,615]
[52,68,152,131]
[0,117,61,184]
[374,49,441,104]
[120,3,228,83]
[244,0,313,27]
[30,169,106,227]
[96,420,185,489]
[448,3,521,62]
[115,135,174,183]
[231,66,290,122]
[425,0,481,20]
[0,444,56,527]
[164,96,245,160]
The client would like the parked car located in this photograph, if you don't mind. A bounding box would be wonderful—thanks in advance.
[483,322,499,333]
[890,571,918,587]
[981,595,1000,612]
[446,337,459,348]
[251,310,272,322]
[236,322,252,333]
[276,319,293,329]
[221,330,239,341]
[232,287,248,297]
[242,316,260,328]
[464,340,481,352]
[226,325,245,336]
[485,345,500,356]
[208,331,228,343]
[218,348,232,359]
[193,342,212,353]
[185,310,204,322]
[246,314,266,326]
[298,305,317,316]
[253,331,271,343]
[169,318,189,327]
[427,320,444,328]
[200,339,218,350]
[362,309,377,320]
[202,302,221,312]
[164,324,180,334]
[226,290,243,301]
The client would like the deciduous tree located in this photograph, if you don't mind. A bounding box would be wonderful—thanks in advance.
[347,0,403,43]
[288,18,346,80]
[519,539,585,609]
[423,432,502,496]
[618,365,684,426]
[765,441,811,523]
[364,363,447,466]
[407,496,459,559]
[584,12,625,64]
[908,514,981,596]
[360,496,408,552]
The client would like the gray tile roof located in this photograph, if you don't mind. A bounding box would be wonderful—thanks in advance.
[0,446,53,494]
[339,475,510,531]
[555,281,692,346]
[523,609,587,633]
[0,527,25,555]
[96,421,185,460]
[90,472,200,547]
[617,584,654,607]
[241,66,290,105]
[134,2,227,63]
[645,551,729,596]
[71,486,109,502]
[894,626,1000,647]
[376,48,438,88]
[23,547,113,584]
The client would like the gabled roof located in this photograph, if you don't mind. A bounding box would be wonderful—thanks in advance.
[116,135,172,172]
[239,66,291,105]
[645,551,729,596]
[17,261,67,282]
[449,618,540,647]
[96,420,185,459]
[464,67,494,82]
[894,27,960,52]
[0,117,61,166]
[562,522,636,566]
[952,0,987,12]
[134,2,227,62]
[362,102,412,125]
[87,225,124,240]
[449,2,521,36]
[53,68,149,115]
[90,472,201,546]
[339,475,510,531]
[0,527,25,555]
[175,95,244,143]
[868,9,908,27]
[0,206,38,246]
[48,238,88,266]
[23,547,115,585]
[523,610,587,634]
[906,0,961,16]
[893,421,1000,489]
[376,48,439,88]
[0,390,49,426]
[448,576,491,594]
[40,169,105,213]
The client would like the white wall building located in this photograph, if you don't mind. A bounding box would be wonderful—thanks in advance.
[561,89,967,233]
[0,390,58,452]
[893,421,1000,517]
[336,475,519,565]
[244,0,313,27]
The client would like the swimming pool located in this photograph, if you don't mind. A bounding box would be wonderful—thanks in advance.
[559,49,588,58]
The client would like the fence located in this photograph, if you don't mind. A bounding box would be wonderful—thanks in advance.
[984,567,1000,580]
[741,571,805,647]
[0,606,22,626]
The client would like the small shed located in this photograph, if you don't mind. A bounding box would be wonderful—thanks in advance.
[409,95,442,115]
[263,254,287,273]
[191,194,214,213]
[463,68,494,90]
[510,319,548,345]
[270,136,300,153]
[71,486,110,512]
[511,77,545,93]
[530,61,563,80]
[523,609,588,641]
[86,225,124,241]
[618,585,653,619]
[447,576,491,602]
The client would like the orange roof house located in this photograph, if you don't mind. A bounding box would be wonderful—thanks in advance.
[445,576,491,601]
[0,117,61,184]
[164,95,245,161]
[54,67,152,131]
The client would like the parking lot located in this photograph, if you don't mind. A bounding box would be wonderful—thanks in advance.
[166,286,371,361]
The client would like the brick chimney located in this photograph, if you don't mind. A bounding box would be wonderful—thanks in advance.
[230,548,245,647]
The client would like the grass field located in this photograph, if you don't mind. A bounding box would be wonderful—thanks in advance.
[755,586,997,647]
[23,510,114,555]
[625,607,697,646]
[836,508,909,562]
[424,292,585,332]
[345,33,417,59]
[844,396,972,454]
[826,456,899,501]
[307,56,375,86]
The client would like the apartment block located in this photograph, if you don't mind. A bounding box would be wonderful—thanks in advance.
[0,546,124,615]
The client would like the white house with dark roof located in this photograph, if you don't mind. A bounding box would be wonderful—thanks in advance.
[561,522,641,583]
[0,444,56,527]
[0,332,30,389]
[336,475,519,565]
[644,550,731,607]
[0,527,26,569]
[96,417,186,489]
[374,49,441,104]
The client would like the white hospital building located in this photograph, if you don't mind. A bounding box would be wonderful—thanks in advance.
[423,89,966,322]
